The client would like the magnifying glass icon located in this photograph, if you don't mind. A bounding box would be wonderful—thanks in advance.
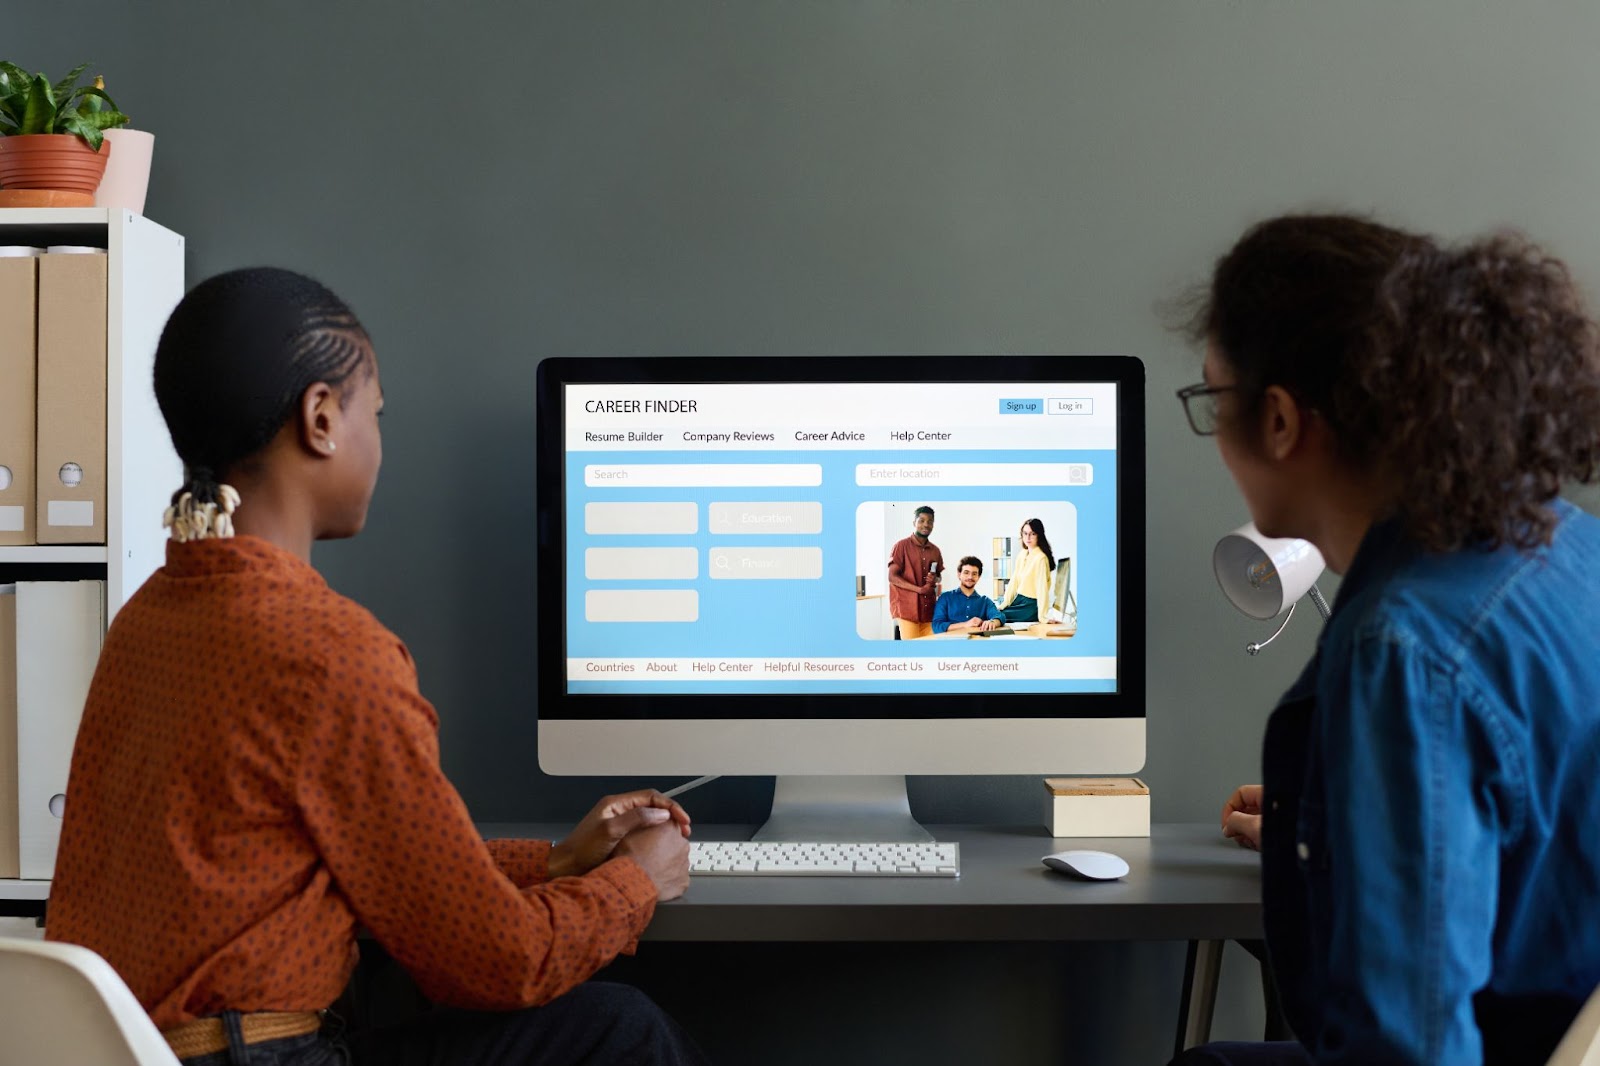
[714,555,730,571]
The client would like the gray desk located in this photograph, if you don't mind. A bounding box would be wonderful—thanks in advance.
[484,821,1263,1051]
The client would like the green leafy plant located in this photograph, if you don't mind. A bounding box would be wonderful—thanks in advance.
[0,62,128,150]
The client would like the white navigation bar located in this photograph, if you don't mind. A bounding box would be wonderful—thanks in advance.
[567,381,1120,452]
[570,657,1116,681]
[570,425,1116,451]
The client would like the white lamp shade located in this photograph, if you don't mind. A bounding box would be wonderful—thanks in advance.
[1213,523,1326,620]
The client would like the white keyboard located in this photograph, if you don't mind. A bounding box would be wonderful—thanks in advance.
[688,840,960,877]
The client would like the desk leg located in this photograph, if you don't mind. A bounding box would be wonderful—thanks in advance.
[1175,938,1225,1055]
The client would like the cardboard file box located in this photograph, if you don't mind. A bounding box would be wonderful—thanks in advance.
[35,252,108,544]
[1044,777,1150,838]
[0,256,37,545]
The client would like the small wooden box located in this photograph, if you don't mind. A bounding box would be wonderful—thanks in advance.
[1043,777,1150,837]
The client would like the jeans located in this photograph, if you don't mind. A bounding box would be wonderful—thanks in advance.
[178,983,708,1066]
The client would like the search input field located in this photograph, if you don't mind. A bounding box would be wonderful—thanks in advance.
[853,463,1093,487]
[708,546,824,580]
[585,464,822,488]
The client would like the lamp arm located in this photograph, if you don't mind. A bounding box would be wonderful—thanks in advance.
[1246,601,1297,656]
[1308,584,1331,620]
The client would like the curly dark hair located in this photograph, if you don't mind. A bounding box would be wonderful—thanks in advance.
[1187,214,1600,551]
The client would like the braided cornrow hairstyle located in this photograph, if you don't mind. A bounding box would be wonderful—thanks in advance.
[153,267,370,541]
[1187,214,1600,551]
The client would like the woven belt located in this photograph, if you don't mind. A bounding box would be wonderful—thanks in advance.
[162,1011,323,1059]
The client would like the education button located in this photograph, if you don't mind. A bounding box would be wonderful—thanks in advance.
[999,398,1044,415]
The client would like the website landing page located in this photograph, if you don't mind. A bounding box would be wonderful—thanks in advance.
[565,382,1120,694]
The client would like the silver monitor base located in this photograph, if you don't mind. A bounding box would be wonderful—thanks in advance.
[752,775,933,842]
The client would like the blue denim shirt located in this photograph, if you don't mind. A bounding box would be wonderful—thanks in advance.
[931,588,1003,633]
[1261,499,1600,1065]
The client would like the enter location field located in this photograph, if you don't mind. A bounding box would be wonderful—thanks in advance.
[708,546,824,580]
[854,462,1093,487]
[708,502,823,535]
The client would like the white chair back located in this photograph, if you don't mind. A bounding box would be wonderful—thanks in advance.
[1548,981,1600,1066]
[0,936,180,1065]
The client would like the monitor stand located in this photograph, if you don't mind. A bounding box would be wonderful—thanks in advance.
[751,775,933,842]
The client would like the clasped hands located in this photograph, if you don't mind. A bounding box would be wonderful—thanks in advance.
[549,789,693,900]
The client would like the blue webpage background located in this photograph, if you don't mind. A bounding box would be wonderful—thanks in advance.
[567,448,1118,693]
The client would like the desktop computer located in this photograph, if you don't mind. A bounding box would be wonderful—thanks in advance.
[535,355,1145,860]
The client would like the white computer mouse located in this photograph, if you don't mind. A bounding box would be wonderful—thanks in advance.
[1042,849,1129,881]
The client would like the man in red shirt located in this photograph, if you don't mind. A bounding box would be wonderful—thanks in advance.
[886,506,944,639]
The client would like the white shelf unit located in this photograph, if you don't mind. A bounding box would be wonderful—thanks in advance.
[0,546,107,564]
[1,209,184,904]
[0,879,49,901]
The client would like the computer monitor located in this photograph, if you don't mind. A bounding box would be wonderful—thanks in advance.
[536,356,1145,840]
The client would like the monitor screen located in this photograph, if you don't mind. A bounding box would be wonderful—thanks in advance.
[536,356,1145,740]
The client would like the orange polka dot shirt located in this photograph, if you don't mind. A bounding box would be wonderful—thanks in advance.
[46,535,657,1028]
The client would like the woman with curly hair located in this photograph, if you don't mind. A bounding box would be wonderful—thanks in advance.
[1171,215,1600,1066]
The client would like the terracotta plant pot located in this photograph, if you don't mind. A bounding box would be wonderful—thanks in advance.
[0,133,111,196]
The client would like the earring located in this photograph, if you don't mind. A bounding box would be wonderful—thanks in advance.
[326,441,337,453]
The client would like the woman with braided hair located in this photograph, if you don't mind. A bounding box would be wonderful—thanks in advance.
[1170,215,1600,1066]
[46,267,706,1066]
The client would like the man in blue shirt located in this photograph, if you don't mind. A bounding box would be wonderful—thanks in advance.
[931,556,1004,634]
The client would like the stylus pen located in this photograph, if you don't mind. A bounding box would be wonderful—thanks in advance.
[661,774,719,799]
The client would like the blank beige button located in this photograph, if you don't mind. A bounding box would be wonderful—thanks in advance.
[585,547,698,580]
[585,589,699,623]
[584,501,697,535]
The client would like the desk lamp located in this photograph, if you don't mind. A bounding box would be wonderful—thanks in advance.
[1212,523,1330,655]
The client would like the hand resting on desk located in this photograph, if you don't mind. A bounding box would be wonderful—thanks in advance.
[548,789,693,879]
[1221,783,1263,851]
[615,822,693,901]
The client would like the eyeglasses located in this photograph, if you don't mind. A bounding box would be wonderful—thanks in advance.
[1176,382,1238,436]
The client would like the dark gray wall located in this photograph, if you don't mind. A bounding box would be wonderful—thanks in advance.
[16,3,1600,1062]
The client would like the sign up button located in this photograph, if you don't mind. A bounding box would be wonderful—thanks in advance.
[999,398,1043,415]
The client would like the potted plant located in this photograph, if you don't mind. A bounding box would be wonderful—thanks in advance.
[0,62,129,206]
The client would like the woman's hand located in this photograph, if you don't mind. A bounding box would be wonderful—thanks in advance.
[549,790,692,878]
[1221,783,1264,851]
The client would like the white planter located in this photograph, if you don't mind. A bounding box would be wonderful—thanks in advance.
[92,129,154,215]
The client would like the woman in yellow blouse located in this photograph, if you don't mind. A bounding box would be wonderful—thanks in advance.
[998,517,1056,623]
